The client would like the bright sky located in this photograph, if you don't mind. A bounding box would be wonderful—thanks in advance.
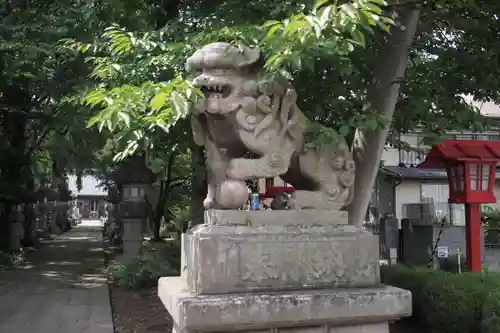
[462,94,500,118]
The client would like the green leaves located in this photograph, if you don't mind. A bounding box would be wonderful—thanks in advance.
[304,121,344,151]
[260,0,392,73]
[73,0,396,162]
[69,0,499,164]
[84,80,196,132]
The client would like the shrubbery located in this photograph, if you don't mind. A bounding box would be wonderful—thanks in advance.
[0,251,26,271]
[439,254,467,273]
[383,265,500,333]
[107,241,180,289]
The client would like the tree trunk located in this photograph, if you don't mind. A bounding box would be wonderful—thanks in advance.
[190,144,206,226]
[0,85,29,250]
[22,202,36,247]
[21,164,36,247]
[348,8,420,226]
[152,216,162,241]
[0,205,13,251]
[152,180,167,242]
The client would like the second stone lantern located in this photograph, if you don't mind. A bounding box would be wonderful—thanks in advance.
[111,153,156,262]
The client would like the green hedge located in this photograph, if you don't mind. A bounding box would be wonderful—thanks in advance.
[107,241,180,289]
[383,265,500,333]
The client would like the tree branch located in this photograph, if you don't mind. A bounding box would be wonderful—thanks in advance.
[144,194,157,222]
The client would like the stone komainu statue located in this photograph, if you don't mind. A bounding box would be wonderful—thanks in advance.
[187,42,355,210]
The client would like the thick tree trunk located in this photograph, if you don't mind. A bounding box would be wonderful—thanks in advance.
[22,164,36,247]
[152,180,167,242]
[0,205,13,251]
[190,144,206,226]
[152,216,162,241]
[0,86,29,250]
[348,8,420,226]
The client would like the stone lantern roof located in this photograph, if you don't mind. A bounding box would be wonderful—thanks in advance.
[106,186,121,204]
[110,153,156,185]
[35,185,59,201]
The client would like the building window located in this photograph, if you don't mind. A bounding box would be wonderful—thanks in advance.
[399,150,425,167]
[453,134,499,141]
[420,183,465,226]
[476,134,490,140]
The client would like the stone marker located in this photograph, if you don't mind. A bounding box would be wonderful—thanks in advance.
[158,42,412,333]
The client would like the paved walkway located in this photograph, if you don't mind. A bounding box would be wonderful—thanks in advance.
[0,220,114,333]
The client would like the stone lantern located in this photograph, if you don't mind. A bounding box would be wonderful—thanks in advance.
[111,153,156,262]
[34,186,52,233]
[44,186,61,234]
[103,185,121,245]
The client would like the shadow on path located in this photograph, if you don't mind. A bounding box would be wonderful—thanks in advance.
[0,220,114,333]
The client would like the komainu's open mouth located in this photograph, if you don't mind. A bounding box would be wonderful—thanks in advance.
[200,84,231,99]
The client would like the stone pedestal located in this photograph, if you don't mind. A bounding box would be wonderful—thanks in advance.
[115,187,149,263]
[159,210,412,333]
[120,218,144,262]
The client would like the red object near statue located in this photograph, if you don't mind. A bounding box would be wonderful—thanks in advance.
[247,178,296,203]
[418,139,500,272]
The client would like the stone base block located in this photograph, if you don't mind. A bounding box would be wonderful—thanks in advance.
[204,209,348,227]
[121,218,144,242]
[184,223,380,294]
[158,277,411,333]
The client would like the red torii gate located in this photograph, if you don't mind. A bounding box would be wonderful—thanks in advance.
[418,139,500,272]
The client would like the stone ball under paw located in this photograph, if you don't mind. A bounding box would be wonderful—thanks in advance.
[216,180,249,209]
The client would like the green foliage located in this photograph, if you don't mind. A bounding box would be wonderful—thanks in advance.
[159,204,192,240]
[0,251,26,271]
[3,0,500,248]
[482,206,500,247]
[107,242,180,289]
[439,255,467,273]
[260,0,393,73]
[481,286,500,333]
[382,265,500,333]
[50,0,498,167]
[69,0,391,160]
[0,0,151,217]
[482,205,500,224]
[303,121,346,151]
[146,149,192,241]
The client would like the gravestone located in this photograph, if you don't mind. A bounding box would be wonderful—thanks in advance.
[379,217,400,265]
[158,43,411,333]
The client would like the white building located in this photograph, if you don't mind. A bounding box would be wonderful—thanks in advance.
[377,97,500,226]
[67,175,107,219]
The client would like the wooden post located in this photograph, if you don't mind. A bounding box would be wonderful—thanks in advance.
[465,203,482,272]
